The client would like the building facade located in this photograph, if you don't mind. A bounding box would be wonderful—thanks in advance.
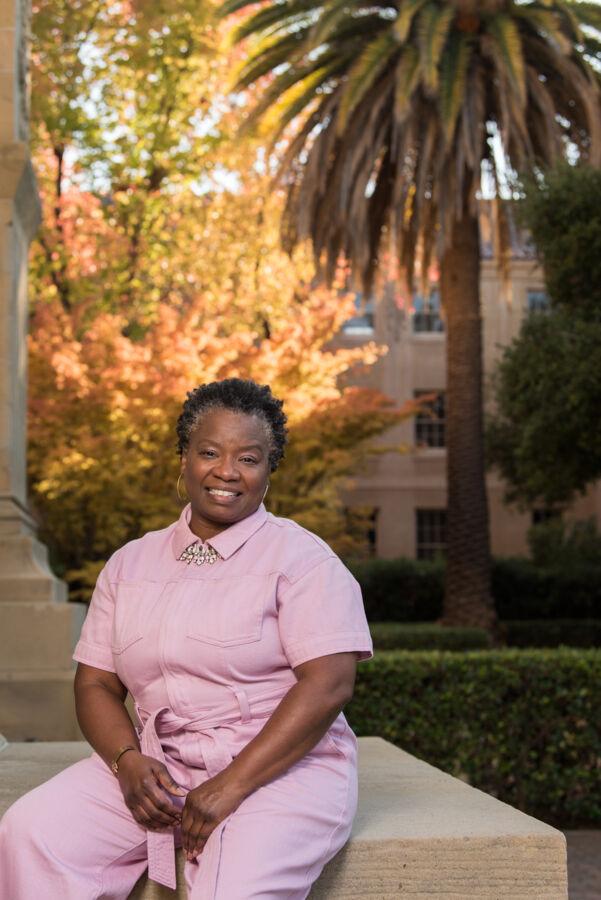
[335,226,601,561]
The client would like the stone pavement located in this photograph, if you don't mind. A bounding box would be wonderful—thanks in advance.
[564,830,601,899]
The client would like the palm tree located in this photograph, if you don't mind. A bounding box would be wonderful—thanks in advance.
[219,0,601,634]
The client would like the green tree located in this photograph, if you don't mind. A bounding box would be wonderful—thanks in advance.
[517,163,601,318]
[487,163,601,510]
[486,308,601,508]
[219,0,601,634]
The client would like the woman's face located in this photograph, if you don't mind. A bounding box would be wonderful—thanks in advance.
[180,407,271,537]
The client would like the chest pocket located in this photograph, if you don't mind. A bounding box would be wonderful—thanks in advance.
[185,575,269,647]
[111,582,144,654]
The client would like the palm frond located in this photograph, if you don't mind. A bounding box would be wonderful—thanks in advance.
[566,1,601,32]
[256,67,337,141]
[233,31,308,89]
[417,3,455,91]
[439,31,472,142]
[581,35,601,59]
[241,47,350,136]
[394,45,421,122]
[217,0,259,19]
[460,63,486,171]
[305,0,360,50]
[228,0,316,46]
[514,6,578,54]
[487,15,527,105]
[337,29,399,132]
[394,0,430,44]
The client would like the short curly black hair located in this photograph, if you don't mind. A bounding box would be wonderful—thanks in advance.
[176,378,288,472]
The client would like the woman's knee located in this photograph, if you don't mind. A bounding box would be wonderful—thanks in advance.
[0,788,44,844]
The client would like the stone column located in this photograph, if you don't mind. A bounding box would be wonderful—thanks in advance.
[0,0,85,739]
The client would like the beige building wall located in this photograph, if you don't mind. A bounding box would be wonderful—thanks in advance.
[336,252,601,560]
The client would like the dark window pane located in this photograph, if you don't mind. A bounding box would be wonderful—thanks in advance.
[416,508,447,560]
[414,391,446,448]
[527,290,550,313]
[412,289,444,333]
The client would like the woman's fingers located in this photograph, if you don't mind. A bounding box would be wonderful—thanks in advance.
[191,825,212,858]
[137,793,175,829]
[141,774,181,824]
[156,766,187,797]
[130,779,179,829]
[181,807,214,858]
[181,805,205,857]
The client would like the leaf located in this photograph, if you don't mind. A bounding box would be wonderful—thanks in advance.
[487,14,527,105]
[394,0,431,45]
[338,29,399,131]
[439,31,472,141]
[418,3,455,92]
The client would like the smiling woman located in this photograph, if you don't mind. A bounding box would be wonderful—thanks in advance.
[0,378,374,900]
[176,380,282,537]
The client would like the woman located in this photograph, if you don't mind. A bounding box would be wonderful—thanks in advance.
[0,377,374,900]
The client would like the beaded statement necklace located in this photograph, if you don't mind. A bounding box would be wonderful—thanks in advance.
[177,541,222,566]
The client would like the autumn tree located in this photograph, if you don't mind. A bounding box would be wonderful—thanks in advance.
[28,0,413,595]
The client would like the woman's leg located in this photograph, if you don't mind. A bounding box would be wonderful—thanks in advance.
[0,752,149,900]
[185,751,357,900]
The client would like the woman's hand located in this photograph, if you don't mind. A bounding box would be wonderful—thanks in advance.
[117,751,187,831]
[181,771,247,860]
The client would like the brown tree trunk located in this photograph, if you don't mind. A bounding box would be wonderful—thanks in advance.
[439,202,499,638]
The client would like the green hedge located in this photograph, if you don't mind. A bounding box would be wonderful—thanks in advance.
[346,557,444,621]
[370,620,601,650]
[345,648,601,826]
[370,622,492,650]
[345,556,601,621]
[503,619,601,648]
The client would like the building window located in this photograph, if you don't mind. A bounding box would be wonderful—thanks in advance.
[416,509,447,560]
[414,391,446,448]
[412,288,444,333]
[531,507,561,526]
[527,289,550,314]
[341,292,375,335]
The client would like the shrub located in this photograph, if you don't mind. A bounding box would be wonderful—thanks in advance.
[371,620,601,650]
[370,622,491,650]
[493,557,601,620]
[527,517,601,569]
[346,648,601,826]
[503,619,601,648]
[345,555,601,621]
[346,557,444,621]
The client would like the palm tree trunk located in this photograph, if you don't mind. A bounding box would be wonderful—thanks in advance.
[439,200,499,637]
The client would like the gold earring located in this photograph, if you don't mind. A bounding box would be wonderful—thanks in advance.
[262,482,270,502]
[177,473,187,502]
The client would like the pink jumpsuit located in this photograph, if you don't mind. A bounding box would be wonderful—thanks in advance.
[0,502,373,899]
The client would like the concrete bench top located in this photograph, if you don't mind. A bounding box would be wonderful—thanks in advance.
[0,736,567,898]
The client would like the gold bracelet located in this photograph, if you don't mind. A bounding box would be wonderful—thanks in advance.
[110,745,138,776]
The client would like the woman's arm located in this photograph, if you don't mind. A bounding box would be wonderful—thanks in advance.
[74,663,136,766]
[225,651,357,791]
[74,663,185,828]
[180,651,358,858]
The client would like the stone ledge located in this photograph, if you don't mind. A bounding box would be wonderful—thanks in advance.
[0,737,568,898]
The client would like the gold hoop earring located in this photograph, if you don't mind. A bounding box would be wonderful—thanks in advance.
[177,473,187,502]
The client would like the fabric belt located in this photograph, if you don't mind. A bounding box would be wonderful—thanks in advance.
[134,683,295,889]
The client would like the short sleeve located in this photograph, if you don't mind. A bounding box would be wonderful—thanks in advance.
[72,562,117,673]
[277,556,374,668]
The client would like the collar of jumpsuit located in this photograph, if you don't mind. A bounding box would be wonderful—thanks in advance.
[141,499,289,889]
[171,500,268,562]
